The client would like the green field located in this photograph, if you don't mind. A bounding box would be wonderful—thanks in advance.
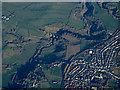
[93,3,118,33]
[3,43,38,65]
[42,64,62,88]
[68,18,85,29]
[2,65,19,87]
[3,2,77,29]
[67,9,85,29]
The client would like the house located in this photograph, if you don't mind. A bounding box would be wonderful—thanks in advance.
[52,80,58,84]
